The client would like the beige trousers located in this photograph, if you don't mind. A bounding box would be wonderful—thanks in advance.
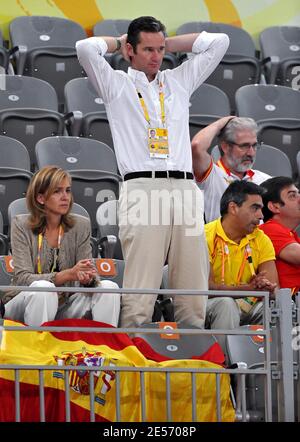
[119,177,209,328]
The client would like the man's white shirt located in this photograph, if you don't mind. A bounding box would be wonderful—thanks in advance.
[76,32,229,177]
[197,159,271,223]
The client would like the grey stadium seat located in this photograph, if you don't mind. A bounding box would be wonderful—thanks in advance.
[64,78,114,150]
[226,324,298,421]
[110,51,180,72]
[96,199,123,259]
[93,19,132,66]
[93,19,179,71]
[0,135,32,234]
[93,19,131,37]
[0,28,16,74]
[7,197,99,257]
[211,143,292,178]
[93,257,125,288]
[236,84,300,176]
[8,197,90,228]
[0,75,65,170]
[189,83,231,142]
[9,16,86,111]
[134,322,219,360]
[35,136,121,236]
[259,26,300,87]
[176,21,261,113]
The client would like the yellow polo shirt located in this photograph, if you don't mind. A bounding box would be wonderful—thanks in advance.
[204,219,275,286]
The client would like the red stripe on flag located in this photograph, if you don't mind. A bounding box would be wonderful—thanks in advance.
[42,319,133,350]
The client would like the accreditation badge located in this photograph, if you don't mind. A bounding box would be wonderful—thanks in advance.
[148,127,169,158]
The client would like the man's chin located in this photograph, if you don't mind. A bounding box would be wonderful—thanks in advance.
[237,162,255,173]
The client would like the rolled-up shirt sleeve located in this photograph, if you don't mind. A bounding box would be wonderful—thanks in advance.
[76,37,125,104]
[168,31,230,95]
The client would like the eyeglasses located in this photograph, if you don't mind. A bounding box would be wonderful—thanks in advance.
[227,141,261,151]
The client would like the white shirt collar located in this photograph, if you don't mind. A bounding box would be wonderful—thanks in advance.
[127,67,161,84]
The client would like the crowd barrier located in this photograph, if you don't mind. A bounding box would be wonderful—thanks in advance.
[0,286,298,422]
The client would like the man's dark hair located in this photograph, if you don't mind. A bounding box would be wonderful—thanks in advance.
[220,180,265,217]
[127,16,166,53]
[260,176,295,221]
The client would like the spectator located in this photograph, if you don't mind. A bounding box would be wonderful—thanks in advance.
[205,181,278,344]
[192,117,271,223]
[3,166,120,326]
[76,16,229,328]
[260,176,300,295]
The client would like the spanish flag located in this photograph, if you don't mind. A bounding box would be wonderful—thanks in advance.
[0,319,235,422]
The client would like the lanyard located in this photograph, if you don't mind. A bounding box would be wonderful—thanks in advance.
[137,81,166,127]
[37,225,63,274]
[217,159,255,180]
[213,237,256,285]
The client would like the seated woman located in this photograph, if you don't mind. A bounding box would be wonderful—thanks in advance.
[3,166,120,326]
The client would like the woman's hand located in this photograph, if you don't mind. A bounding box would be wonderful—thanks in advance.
[71,259,97,284]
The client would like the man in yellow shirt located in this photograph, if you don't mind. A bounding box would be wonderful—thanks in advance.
[205,181,278,338]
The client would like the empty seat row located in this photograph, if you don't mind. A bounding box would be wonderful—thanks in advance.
[0,132,294,258]
[93,20,300,111]
[0,134,121,236]
[0,72,299,174]
[2,16,299,114]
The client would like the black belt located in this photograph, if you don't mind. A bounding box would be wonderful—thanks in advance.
[124,171,194,181]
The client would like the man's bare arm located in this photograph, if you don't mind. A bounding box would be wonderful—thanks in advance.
[165,33,200,53]
[192,116,234,178]
[278,242,300,265]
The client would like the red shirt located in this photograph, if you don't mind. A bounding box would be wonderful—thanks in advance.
[260,219,300,292]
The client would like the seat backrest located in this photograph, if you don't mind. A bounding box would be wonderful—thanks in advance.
[176,21,256,57]
[94,257,125,287]
[35,136,118,174]
[226,325,279,367]
[134,322,219,360]
[96,199,123,259]
[10,16,86,111]
[0,75,59,111]
[93,19,131,37]
[0,255,13,287]
[177,22,260,113]
[211,143,292,177]
[296,151,300,178]
[82,115,114,150]
[110,52,178,73]
[65,77,106,115]
[8,197,90,228]
[236,84,300,120]
[0,210,3,234]
[259,26,300,63]
[254,144,292,177]
[10,16,86,49]
[189,83,231,116]
[0,135,31,171]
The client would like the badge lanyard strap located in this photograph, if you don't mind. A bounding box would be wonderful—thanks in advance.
[213,237,255,285]
[37,225,63,274]
[137,81,166,127]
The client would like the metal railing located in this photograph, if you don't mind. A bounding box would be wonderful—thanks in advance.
[0,286,297,422]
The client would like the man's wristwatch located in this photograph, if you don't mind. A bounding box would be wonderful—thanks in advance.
[115,38,121,52]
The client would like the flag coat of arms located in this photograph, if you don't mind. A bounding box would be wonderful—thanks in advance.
[0,319,235,422]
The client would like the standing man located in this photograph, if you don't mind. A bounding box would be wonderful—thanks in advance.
[76,16,229,328]
[192,117,271,223]
[260,177,300,295]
